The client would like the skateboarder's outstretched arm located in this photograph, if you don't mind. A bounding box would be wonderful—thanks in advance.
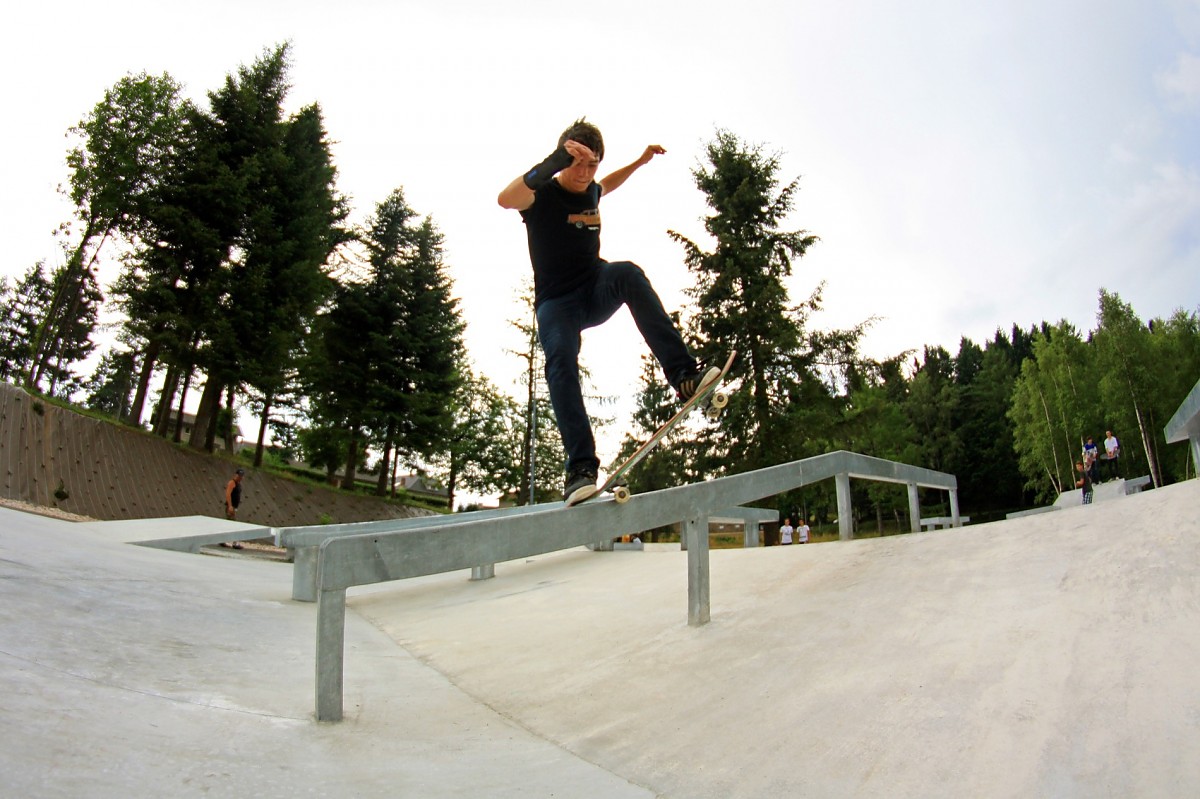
[598,144,666,196]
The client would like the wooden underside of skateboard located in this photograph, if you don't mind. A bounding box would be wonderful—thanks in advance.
[570,351,737,507]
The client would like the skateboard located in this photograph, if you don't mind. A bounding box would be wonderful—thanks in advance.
[568,351,737,507]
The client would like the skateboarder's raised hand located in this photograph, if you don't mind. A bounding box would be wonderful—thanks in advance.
[563,139,598,164]
[599,144,666,196]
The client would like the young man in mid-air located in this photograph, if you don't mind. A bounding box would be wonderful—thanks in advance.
[498,118,718,505]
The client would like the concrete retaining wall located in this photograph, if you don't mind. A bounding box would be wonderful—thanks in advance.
[0,382,432,527]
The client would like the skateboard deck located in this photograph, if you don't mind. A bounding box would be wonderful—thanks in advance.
[568,351,737,507]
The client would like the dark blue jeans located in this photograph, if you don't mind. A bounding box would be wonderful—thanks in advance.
[536,261,694,473]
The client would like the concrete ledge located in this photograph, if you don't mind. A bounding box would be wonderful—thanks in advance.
[75,515,272,553]
[920,516,969,530]
[1007,506,1059,520]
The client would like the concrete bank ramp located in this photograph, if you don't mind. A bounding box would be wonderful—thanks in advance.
[3,480,1199,797]
[355,478,1200,798]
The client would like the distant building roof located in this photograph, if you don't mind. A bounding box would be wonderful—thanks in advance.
[397,474,449,500]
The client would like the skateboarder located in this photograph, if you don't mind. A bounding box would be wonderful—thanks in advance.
[498,118,718,505]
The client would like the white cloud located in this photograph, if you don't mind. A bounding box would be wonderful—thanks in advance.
[1157,52,1200,110]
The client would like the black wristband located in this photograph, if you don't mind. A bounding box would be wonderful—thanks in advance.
[523,146,574,190]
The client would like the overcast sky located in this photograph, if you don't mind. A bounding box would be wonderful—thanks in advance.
[3,0,1199,473]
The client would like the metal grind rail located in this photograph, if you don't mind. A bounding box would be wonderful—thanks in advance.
[313,450,959,721]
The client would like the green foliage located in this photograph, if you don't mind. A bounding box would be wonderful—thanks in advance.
[506,281,567,504]
[1009,322,1094,501]
[184,44,347,450]
[76,44,348,454]
[1150,309,1200,481]
[669,130,821,471]
[297,424,360,478]
[610,355,697,492]
[26,71,190,392]
[952,338,1024,506]
[435,368,524,508]
[1009,291,1200,499]
[0,264,53,383]
[83,349,137,418]
[303,186,465,489]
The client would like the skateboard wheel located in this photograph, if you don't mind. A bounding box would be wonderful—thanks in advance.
[711,391,728,409]
[613,486,631,504]
[705,406,721,421]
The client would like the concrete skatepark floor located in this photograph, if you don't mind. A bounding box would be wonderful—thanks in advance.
[2,479,1199,797]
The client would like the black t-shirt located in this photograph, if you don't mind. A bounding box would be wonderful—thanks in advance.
[520,180,603,307]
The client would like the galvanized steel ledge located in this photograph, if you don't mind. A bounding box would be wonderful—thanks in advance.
[313,450,958,721]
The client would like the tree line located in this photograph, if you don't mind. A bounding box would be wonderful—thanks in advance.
[613,131,1200,529]
[0,44,472,502]
[2,44,1197,518]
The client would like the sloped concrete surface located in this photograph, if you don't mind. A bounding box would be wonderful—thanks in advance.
[0,509,651,798]
[355,479,1200,798]
[2,480,1199,797]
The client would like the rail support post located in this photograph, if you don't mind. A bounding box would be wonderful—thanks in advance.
[907,482,921,533]
[685,514,711,626]
[315,587,346,722]
[836,472,854,540]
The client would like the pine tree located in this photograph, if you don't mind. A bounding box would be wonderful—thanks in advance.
[188,43,347,452]
[952,333,1025,511]
[610,354,699,492]
[0,264,52,382]
[83,349,138,417]
[305,188,464,491]
[669,130,819,470]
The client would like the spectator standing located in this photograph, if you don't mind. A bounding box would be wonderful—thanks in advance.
[796,519,810,544]
[780,518,794,545]
[1083,437,1100,484]
[1103,430,1121,481]
[220,468,245,550]
[1075,461,1094,505]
